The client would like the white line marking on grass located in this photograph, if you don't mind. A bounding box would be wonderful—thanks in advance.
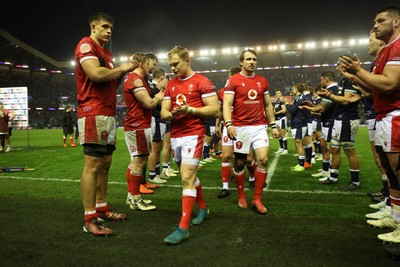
[0,175,365,195]
[265,151,280,190]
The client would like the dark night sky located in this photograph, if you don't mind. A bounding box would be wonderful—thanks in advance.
[1,1,399,61]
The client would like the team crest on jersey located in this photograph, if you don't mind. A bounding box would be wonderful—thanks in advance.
[83,106,92,113]
[248,89,257,100]
[130,145,136,152]
[257,81,262,89]
[134,79,143,87]
[236,141,243,149]
[223,135,229,143]
[80,43,91,53]
[101,130,108,141]
[188,84,194,94]
[176,94,186,105]
[187,148,192,153]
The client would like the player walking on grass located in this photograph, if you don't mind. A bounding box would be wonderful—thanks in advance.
[223,49,279,214]
[160,46,219,245]
[74,12,137,236]
[216,66,257,198]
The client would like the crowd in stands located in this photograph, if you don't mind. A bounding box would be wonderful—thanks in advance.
[0,66,368,129]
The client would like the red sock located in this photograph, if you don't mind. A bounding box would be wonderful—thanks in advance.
[195,179,207,209]
[179,196,196,230]
[247,160,256,178]
[221,162,231,183]
[126,167,132,193]
[130,173,142,196]
[234,171,246,198]
[84,210,97,223]
[253,167,267,200]
[96,203,109,214]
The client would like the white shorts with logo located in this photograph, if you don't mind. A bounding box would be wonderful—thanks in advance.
[78,115,116,145]
[124,128,152,157]
[221,126,233,147]
[171,135,205,165]
[233,125,269,154]
[375,110,400,152]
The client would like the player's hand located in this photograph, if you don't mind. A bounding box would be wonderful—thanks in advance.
[227,126,236,141]
[272,128,279,139]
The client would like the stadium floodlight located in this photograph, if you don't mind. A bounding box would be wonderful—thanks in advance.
[305,42,316,49]
[199,50,209,56]
[119,56,128,62]
[157,53,168,60]
[332,40,342,46]
[268,45,278,51]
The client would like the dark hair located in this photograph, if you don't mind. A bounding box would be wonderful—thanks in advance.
[228,66,241,76]
[89,12,114,25]
[377,6,400,16]
[239,49,257,62]
[152,68,166,80]
[320,71,335,81]
[314,83,322,93]
[130,52,148,65]
[145,52,158,63]
[293,83,309,94]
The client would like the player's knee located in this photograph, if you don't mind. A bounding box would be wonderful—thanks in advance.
[257,158,268,167]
